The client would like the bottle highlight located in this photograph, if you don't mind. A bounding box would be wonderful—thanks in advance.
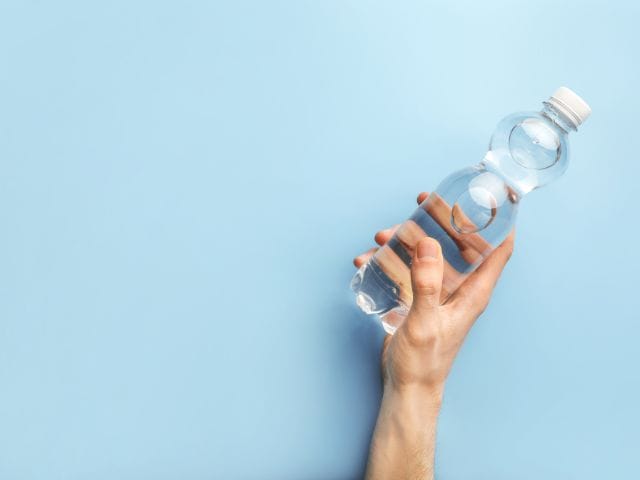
[351,87,592,334]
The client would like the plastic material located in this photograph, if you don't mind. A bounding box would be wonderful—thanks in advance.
[548,86,591,129]
[351,88,591,334]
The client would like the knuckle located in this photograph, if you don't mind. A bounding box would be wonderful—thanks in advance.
[472,295,491,317]
[415,280,439,297]
[407,322,439,346]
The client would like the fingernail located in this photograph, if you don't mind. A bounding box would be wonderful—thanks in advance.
[417,238,439,259]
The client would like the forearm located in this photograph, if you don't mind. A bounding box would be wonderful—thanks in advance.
[365,385,443,480]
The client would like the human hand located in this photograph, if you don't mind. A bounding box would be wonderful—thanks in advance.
[359,192,514,480]
[354,191,514,396]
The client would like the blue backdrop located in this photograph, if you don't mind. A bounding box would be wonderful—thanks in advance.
[1,1,638,479]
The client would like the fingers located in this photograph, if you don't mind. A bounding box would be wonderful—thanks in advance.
[353,191,428,271]
[407,237,444,316]
[424,193,490,265]
[353,247,378,268]
[374,225,399,246]
[353,224,399,268]
[446,231,515,328]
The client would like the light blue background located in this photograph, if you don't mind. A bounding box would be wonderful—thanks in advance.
[0,1,638,478]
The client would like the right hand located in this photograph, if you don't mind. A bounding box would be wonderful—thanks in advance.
[353,192,515,393]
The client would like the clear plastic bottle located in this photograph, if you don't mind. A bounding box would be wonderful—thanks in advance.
[351,87,591,334]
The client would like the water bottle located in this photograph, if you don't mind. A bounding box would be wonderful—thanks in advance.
[351,87,591,334]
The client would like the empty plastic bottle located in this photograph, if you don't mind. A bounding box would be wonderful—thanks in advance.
[351,87,591,334]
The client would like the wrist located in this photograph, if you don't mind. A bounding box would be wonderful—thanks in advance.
[384,381,444,407]
[366,383,442,480]
[381,383,443,424]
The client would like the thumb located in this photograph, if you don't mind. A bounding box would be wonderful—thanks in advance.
[409,237,444,315]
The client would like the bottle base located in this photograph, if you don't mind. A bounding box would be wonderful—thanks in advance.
[351,261,409,334]
[350,261,400,315]
[355,291,377,315]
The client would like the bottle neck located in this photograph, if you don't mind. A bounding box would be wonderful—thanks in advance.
[541,102,577,134]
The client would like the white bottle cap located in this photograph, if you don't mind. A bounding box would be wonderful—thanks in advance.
[547,86,592,129]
